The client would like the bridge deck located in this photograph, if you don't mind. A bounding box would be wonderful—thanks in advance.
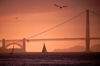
[27,37,100,42]
[0,37,100,42]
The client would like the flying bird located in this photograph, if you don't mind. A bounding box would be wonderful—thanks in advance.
[15,17,18,19]
[54,4,67,9]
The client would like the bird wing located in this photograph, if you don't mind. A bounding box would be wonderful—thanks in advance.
[62,6,67,7]
[54,4,60,7]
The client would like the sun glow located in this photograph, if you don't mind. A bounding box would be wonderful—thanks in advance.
[0,0,100,52]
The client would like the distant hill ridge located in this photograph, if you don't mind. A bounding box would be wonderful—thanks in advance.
[91,44,100,52]
[53,44,100,52]
[53,45,85,52]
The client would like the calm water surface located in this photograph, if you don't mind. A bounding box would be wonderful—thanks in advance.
[0,52,100,66]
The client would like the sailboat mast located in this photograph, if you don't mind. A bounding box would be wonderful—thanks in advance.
[12,45,14,53]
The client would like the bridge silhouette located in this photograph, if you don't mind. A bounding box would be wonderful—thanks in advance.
[0,9,100,53]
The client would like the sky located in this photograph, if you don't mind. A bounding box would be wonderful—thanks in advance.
[0,0,100,52]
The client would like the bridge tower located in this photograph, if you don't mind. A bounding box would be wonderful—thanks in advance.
[1,38,26,53]
[2,39,5,49]
[85,9,90,52]
[23,38,26,52]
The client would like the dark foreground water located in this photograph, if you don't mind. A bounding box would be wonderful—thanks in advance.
[0,52,100,66]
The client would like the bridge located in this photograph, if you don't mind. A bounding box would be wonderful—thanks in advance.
[0,9,100,52]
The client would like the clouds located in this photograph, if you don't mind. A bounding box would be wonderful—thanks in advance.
[75,0,100,11]
[0,0,100,52]
[0,0,100,39]
[0,0,34,16]
[0,0,100,17]
[0,0,55,16]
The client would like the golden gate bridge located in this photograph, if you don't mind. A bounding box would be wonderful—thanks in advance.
[0,9,100,53]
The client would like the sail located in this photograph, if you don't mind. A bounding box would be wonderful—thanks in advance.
[42,43,47,53]
[10,45,14,54]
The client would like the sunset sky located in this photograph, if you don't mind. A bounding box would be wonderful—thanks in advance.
[0,0,100,52]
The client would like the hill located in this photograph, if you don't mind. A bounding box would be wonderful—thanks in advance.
[91,44,100,52]
[53,45,85,52]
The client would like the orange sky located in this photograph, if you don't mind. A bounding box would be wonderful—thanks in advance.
[0,0,100,52]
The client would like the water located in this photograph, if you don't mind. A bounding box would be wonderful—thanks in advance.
[0,52,100,66]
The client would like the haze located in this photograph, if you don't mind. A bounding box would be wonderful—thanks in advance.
[0,0,100,52]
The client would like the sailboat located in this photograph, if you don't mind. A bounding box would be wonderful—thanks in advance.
[42,43,48,53]
[10,45,14,55]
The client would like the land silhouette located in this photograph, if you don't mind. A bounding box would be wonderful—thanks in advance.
[53,44,100,52]
[0,44,100,53]
[53,45,85,52]
[90,44,100,52]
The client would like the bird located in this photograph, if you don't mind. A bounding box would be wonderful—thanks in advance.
[15,17,18,19]
[54,4,67,9]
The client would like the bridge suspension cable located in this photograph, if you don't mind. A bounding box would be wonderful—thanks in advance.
[27,10,86,39]
[90,10,100,17]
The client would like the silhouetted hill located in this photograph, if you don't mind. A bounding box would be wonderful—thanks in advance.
[53,45,85,52]
[91,44,100,52]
